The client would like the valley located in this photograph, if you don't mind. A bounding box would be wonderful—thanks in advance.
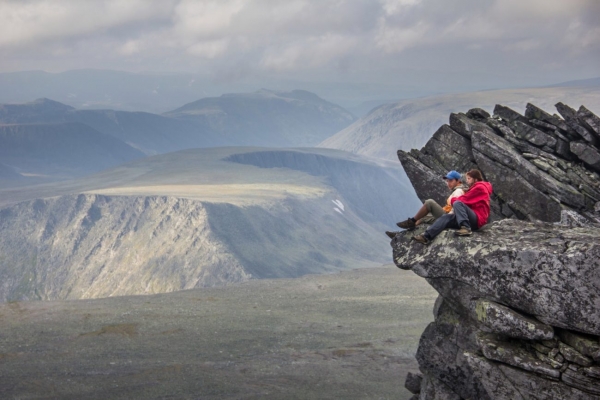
[0,147,419,302]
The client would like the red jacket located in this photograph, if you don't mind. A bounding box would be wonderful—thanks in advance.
[450,181,493,229]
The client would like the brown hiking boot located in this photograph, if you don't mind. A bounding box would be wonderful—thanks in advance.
[385,231,400,239]
[412,234,430,245]
[396,218,416,230]
[455,226,472,236]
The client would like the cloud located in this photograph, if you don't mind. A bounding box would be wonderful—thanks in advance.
[0,0,598,88]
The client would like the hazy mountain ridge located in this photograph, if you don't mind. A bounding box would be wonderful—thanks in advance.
[0,147,419,302]
[165,89,355,147]
[319,86,600,161]
[0,122,144,179]
[0,98,220,156]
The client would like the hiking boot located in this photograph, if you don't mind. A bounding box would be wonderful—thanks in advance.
[385,231,400,239]
[455,226,472,236]
[396,218,416,230]
[412,234,430,245]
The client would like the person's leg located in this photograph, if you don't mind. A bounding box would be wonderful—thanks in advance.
[452,201,478,230]
[398,199,444,229]
[423,213,459,240]
[424,199,445,220]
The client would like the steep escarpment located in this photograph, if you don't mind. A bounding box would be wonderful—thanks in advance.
[0,192,391,302]
[391,104,600,399]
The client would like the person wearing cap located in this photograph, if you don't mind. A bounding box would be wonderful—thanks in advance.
[386,170,466,238]
[412,169,493,245]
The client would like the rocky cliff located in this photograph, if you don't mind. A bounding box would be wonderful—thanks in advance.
[391,103,600,399]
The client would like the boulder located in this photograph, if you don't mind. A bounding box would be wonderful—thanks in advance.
[525,103,573,136]
[466,107,491,121]
[570,141,600,173]
[493,104,528,124]
[397,150,448,206]
[421,124,476,173]
[509,120,557,149]
[393,220,600,336]
[404,371,422,394]
[577,105,600,139]
[556,102,599,146]
[449,112,492,139]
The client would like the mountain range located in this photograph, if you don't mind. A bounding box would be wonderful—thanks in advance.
[0,90,355,184]
[319,84,600,161]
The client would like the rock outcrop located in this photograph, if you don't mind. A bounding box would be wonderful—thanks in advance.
[392,103,600,399]
[398,102,600,225]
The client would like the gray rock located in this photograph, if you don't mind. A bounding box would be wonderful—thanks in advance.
[418,374,462,400]
[525,103,574,136]
[510,120,557,149]
[397,102,600,400]
[557,329,600,361]
[556,102,599,146]
[466,108,491,121]
[477,333,561,379]
[470,299,554,340]
[471,127,585,210]
[555,138,574,161]
[397,150,451,207]
[571,141,600,173]
[393,220,600,336]
[583,366,600,379]
[498,363,599,400]
[532,342,552,354]
[577,105,600,138]
[405,372,423,394]
[494,104,528,124]
[558,342,594,367]
[562,368,600,395]
[531,118,560,131]
[535,350,564,369]
[421,124,475,173]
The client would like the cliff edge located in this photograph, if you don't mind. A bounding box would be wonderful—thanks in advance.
[392,103,600,399]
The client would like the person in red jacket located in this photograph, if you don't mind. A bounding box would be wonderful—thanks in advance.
[413,169,492,245]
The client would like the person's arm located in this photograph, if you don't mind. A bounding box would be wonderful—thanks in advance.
[451,184,485,206]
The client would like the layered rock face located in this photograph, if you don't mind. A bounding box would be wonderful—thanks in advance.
[398,103,600,224]
[392,103,600,399]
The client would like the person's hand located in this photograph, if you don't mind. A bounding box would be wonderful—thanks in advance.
[415,219,422,226]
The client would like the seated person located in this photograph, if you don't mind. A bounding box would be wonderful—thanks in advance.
[412,169,492,245]
[386,170,465,239]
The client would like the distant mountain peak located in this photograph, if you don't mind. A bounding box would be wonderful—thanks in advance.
[28,98,75,111]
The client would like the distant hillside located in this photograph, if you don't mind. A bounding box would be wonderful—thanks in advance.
[0,147,419,301]
[0,92,355,154]
[0,98,220,155]
[164,89,355,147]
[0,122,144,179]
[319,86,600,161]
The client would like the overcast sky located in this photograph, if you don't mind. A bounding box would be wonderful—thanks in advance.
[1,0,599,103]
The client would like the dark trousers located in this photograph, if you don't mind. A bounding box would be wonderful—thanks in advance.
[424,201,478,240]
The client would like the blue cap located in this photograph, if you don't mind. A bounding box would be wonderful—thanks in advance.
[443,170,461,180]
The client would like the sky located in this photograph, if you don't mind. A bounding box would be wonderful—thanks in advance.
[0,0,599,105]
